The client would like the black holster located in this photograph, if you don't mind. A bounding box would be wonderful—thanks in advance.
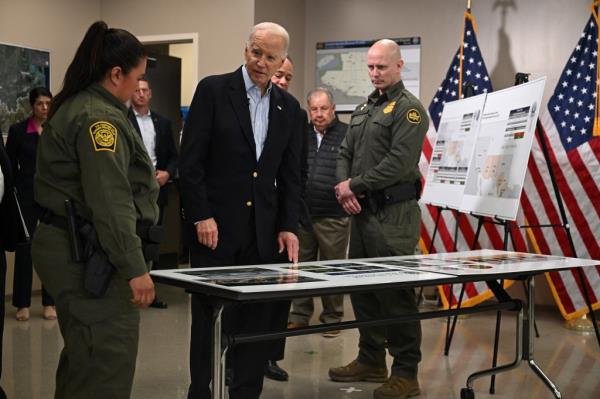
[79,223,114,298]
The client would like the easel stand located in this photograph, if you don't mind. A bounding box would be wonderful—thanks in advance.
[447,73,600,395]
[445,213,539,394]
[418,205,461,305]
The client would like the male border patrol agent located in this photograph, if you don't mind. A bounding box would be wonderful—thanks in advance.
[329,39,428,399]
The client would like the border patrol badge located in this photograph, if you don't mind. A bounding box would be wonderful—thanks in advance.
[383,101,396,114]
[406,109,421,124]
[90,121,117,152]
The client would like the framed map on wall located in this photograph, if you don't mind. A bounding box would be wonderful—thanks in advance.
[316,37,421,112]
[0,42,50,138]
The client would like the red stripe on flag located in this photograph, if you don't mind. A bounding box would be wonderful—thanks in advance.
[545,139,600,259]
[527,134,573,256]
[420,222,433,252]
[465,282,478,298]
[569,267,599,303]
[590,138,600,163]
[566,148,600,219]
[520,189,552,254]
[549,270,576,314]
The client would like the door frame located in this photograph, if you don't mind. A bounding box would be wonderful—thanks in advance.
[137,32,199,94]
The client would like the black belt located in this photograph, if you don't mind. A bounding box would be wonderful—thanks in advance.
[40,210,163,262]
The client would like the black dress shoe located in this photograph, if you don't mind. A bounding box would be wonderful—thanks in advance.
[264,360,289,381]
[150,298,168,309]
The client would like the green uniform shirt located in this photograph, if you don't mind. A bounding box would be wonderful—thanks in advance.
[337,80,429,194]
[35,83,159,280]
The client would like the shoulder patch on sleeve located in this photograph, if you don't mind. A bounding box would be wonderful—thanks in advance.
[89,121,117,152]
[406,109,421,124]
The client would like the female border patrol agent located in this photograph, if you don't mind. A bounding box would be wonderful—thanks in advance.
[32,21,158,399]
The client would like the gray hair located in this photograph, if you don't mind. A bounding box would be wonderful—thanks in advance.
[307,87,335,106]
[247,22,290,58]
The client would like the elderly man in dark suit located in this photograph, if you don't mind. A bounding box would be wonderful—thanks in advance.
[180,22,303,399]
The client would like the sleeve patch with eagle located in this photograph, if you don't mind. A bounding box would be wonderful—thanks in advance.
[406,109,421,124]
[90,121,117,152]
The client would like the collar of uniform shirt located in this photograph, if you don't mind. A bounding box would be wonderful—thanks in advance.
[368,80,406,106]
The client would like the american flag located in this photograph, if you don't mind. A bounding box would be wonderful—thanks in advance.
[521,12,600,319]
[419,11,529,308]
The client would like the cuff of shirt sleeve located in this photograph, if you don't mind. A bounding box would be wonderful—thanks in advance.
[112,248,149,280]
[349,176,368,195]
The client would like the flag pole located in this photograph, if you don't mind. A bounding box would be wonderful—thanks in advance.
[458,4,470,99]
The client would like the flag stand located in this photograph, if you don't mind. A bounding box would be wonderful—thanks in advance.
[515,72,600,349]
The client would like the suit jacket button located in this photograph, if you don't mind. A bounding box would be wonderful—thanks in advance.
[246,201,253,207]
[252,171,258,178]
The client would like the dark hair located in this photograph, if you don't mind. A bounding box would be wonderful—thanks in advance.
[29,87,52,106]
[50,21,146,118]
[138,74,150,86]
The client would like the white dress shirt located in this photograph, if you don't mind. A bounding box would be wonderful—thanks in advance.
[242,65,271,160]
[134,109,157,167]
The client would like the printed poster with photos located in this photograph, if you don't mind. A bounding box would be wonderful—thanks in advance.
[151,250,598,295]
[461,77,546,220]
[421,93,487,209]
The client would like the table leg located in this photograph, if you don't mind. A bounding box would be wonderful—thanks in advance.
[525,276,562,398]
[463,305,523,392]
[212,304,225,399]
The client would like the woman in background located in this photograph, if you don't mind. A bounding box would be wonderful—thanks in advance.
[6,87,55,321]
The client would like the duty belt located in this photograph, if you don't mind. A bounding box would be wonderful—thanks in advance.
[40,209,163,263]
[360,180,422,213]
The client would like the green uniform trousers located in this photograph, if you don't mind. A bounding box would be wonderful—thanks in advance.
[32,223,140,399]
[349,199,421,378]
[289,216,350,325]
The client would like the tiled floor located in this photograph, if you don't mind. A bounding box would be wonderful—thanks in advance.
[2,285,599,398]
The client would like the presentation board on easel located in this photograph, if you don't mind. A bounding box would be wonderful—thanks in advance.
[420,93,487,209]
[421,77,546,221]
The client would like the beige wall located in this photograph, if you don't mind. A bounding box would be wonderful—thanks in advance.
[100,0,255,86]
[169,43,195,107]
[254,0,306,102]
[304,0,591,106]
[0,0,101,95]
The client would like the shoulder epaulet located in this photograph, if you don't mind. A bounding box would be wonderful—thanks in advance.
[354,102,368,113]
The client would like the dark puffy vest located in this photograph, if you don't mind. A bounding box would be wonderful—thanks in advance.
[305,119,348,218]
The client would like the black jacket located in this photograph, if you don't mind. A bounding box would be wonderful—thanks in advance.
[305,119,348,218]
[5,118,38,195]
[179,67,304,261]
[128,109,178,206]
[0,134,18,251]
